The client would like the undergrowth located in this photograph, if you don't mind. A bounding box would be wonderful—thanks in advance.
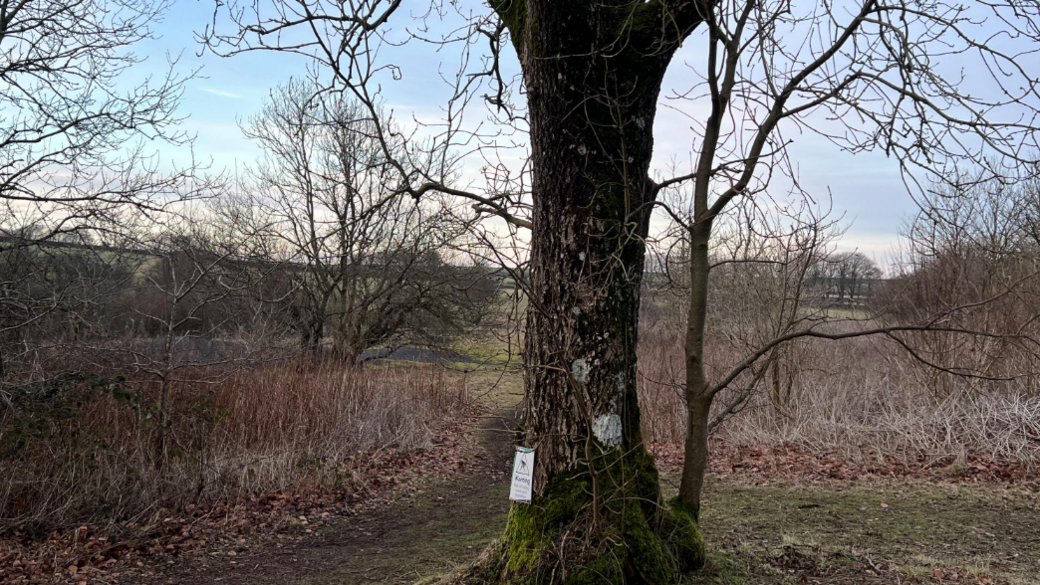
[639,326,1040,465]
[0,357,469,530]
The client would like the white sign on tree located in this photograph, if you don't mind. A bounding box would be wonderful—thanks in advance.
[509,446,534,503]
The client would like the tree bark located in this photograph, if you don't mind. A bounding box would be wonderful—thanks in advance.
[301,317,324,354]
[679,225,713,512]
[519,11,666,500]
[488,1,709,582]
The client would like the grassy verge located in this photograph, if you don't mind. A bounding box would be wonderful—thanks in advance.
[667,473,1039,585]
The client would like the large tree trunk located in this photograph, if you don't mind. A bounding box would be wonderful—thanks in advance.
[487,2,708,582]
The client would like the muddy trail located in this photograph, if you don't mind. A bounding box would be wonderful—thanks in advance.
[131,413,516,585]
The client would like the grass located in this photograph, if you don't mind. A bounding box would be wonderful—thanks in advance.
[665,473,1040,584]
[461,367,524,410]
[821,307,871,320]
[449,333,524,369]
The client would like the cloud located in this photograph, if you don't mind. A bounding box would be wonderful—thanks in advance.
[200,87,243,99]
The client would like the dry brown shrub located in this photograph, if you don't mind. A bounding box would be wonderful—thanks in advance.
[0,358,468,529]
[638,323,1040,464]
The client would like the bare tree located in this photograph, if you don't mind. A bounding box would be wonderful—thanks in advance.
[0,0,220,395]
[879,166,1040,396]
[651,188,844,420]
[234,80,490,363]
[200,0,1040,580]
[815,251,883,304]
[0,0,213,237]
[647,0,1040,522]
[0,227,140,380]
[90,215,284,470]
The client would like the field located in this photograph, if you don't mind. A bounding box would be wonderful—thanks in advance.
[3,350,1038,585]
[2,276,1039,585]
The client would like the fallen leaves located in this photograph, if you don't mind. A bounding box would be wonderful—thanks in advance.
[649,439,1040,490]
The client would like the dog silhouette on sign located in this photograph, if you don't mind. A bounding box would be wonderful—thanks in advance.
[518,458,529,473]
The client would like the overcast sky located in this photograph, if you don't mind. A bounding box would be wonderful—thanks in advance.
[136,1,928,268]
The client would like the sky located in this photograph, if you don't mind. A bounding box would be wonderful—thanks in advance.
[136,0,936,269]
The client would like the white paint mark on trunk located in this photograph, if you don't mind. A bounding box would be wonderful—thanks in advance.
[593,414,622,448]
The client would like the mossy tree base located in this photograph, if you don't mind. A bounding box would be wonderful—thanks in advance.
[461,449,704,585]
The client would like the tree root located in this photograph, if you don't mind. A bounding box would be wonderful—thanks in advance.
[443,448,704,585]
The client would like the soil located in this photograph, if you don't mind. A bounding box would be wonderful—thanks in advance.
[122,413,516,585]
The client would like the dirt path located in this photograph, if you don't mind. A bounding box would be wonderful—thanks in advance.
[132,413,515,585]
